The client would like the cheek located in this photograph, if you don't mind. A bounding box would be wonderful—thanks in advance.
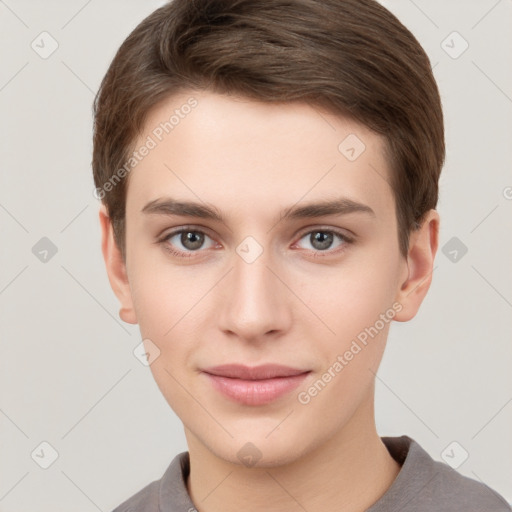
[130,280,170,340]
[297,252,399,400]
[129,262,213,390]
[297,271,395,415]
[301,258,397,342]
[128,248,200,338]
[133,276,199,414]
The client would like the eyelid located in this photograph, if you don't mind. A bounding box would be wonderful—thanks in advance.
[157,223,215,238]
[158,225,218,246]
[294,224,355,241]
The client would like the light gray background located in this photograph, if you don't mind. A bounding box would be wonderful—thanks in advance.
[1,1,511,510]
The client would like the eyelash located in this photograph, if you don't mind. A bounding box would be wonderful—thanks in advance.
[157,226,354,259]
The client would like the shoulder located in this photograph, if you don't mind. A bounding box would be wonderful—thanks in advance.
[377,436,511,512]
[426,456,511,511]
[111,480,160,512]
[110,451,191,512]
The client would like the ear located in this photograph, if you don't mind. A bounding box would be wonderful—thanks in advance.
[393,209,440,322]
[98,204,138,324]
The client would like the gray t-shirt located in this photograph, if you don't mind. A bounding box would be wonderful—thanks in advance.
[112,435,511,511]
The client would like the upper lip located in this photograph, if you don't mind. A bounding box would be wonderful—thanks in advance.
[202,364,310,380]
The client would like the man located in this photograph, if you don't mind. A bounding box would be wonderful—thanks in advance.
[92,1,512,510]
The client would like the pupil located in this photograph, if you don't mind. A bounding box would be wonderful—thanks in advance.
[312,231,332,250]
[182,231,204,250]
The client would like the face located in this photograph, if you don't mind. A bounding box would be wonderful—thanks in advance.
[100,89,437,467]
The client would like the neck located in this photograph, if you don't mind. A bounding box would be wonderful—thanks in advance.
[185,388,401,512]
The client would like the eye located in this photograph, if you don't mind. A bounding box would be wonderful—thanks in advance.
[158,228,217,257]
[157,226,354,259]
[293,228,353,255]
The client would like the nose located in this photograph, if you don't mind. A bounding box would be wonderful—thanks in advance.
[216,246,293,343]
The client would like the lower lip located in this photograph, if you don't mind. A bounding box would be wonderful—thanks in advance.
[203,372,310,406]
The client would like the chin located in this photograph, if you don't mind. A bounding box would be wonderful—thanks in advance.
[204,431,312,469]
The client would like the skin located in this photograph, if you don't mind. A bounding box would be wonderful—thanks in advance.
[99,90,439,512]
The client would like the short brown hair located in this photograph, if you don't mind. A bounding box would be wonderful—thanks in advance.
[92,0,444,262]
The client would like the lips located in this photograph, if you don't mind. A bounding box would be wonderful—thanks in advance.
[201,364,311,406]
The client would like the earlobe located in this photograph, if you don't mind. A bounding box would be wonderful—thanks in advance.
[393,209,440,322]
[98,205,138,325]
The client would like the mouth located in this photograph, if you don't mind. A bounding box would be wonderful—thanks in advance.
[202,363,310,380]
[201,364,311,406]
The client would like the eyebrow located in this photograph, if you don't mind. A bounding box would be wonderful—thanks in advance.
[141,196,376,222]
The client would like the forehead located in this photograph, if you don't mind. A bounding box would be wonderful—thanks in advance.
[126,89,394,223]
